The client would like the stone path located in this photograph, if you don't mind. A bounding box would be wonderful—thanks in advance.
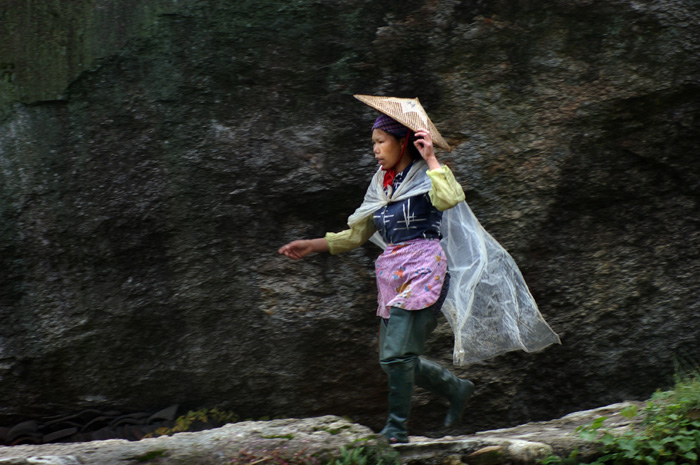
[397,402,642,464]
[0,402,641,465]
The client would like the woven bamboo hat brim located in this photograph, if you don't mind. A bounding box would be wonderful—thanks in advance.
[354,94,452,152]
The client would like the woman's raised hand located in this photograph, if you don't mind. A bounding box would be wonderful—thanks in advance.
[414,129,441,170]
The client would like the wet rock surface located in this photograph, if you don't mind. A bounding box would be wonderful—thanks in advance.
[0,406,195,446]
[0,0,699,438]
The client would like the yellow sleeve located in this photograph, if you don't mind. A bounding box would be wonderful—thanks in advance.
[427,165,466,211]
[324,215,376,255]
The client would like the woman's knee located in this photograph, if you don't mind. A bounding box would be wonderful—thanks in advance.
[379,307,434,365]
[379,356,417,374]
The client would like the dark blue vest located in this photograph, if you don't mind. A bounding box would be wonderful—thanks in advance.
[372,163,443,245]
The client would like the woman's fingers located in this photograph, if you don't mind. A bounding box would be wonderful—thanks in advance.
[415,129,431,142]
[278,241,306,260]
[278,243,296,258]
[414,130,432,147]
[416,129,430,138]
[414,130,434,159]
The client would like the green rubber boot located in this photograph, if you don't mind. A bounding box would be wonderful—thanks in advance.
[379,361,415,443]
[415,357,475,427]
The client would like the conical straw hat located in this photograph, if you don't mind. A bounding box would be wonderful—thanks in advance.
[354,94,452,152]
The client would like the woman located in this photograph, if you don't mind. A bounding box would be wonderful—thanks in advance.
[279,95,560,444]
[278,101,474,443]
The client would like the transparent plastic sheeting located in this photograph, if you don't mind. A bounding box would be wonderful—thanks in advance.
[348,161,561,366]
[440,200,561,365]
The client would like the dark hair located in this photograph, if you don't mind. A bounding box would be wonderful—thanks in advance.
[387,132,421,161]
[406,133,422,161]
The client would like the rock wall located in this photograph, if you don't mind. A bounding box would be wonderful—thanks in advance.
[0,0,698,438]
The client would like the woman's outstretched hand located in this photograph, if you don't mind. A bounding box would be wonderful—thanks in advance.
[278,238,329,260]
[414,129,441,170]
[278,240,314,260]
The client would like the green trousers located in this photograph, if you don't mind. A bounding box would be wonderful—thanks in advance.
[378,306,474,443]
[379,306,438,366]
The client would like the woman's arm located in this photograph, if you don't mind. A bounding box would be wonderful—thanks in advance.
[278,238,329,260]
[324,216,376,254]
[427,166,466,211]
[278,216,376,259]
[414,128,466,211]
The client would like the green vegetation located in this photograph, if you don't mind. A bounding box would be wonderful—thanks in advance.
[542,370,700,465]
[144,408,239,438]
[133,449,166,462]
[314,424,353,435]
[231,444,400,465]
[326,446,400,465]
[260,433,296,440]
[233,447,321,465]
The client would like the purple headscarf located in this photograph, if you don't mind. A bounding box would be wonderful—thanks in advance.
[371,114,415,188]
[372,114,410,139]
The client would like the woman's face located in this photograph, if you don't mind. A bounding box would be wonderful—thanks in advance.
[372,129,408,172]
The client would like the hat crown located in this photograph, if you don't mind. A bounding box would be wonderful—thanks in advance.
[354,94,452,152]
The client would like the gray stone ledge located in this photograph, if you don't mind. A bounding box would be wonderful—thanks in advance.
[0,403,642,465]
